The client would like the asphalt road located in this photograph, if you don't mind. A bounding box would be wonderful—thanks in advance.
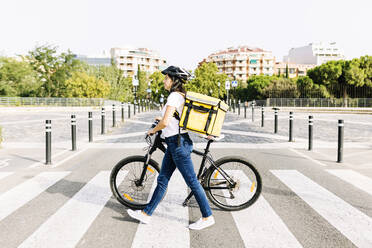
[0,108,372,248]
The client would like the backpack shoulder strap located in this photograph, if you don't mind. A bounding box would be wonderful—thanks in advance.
[172,91,186,121]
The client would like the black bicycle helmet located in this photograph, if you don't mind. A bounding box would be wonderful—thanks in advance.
[161,66,191,82]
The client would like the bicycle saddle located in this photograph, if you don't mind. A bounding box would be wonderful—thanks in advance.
[199,134,225,142]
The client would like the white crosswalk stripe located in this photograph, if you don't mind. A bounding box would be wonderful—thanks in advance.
[271,170,372,248]
[0,172,13,181]
[1,168,371,247]
[0,172,70,222]
[131,170,190,248]
[18,171,127,248]
[219,170,302,248]
[326,169,372,196]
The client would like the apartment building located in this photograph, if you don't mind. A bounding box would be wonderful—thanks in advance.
[274,62,316,78]
[203,46,275,80]
[110,47,167,77]
[283,42,345,65]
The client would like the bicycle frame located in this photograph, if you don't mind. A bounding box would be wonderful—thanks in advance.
[137,132,236,206]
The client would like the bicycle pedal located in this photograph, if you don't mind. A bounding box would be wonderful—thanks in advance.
[182,201,189,207]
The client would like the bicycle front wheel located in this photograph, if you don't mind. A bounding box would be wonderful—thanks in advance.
[110,155,161,210]
[205,156,262,211]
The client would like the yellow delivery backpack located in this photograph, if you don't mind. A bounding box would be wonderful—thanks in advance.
[176,91,229,137]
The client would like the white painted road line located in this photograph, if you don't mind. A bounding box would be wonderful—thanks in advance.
[0,172,70,222]
[0,159,11,169]
[271,170,372,248]
[220,170,302,248]
[131,170,190,248]
[29,147,89,168]
[19,171,127,248]
[0,172,13,181]
[344,150,372,158]
[125,119,153,125]
[326,169,372,196]
[93,131,145,141]
[288,148,328,167]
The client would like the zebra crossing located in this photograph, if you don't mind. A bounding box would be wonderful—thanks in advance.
[0,168,372,248]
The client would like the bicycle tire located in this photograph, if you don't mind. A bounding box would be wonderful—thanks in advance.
[110,155,162,210]
[204,156,262,211]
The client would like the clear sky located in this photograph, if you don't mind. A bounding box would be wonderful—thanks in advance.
[0,0,371,70]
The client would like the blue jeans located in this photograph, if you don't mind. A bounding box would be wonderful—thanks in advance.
[143,133,213,218]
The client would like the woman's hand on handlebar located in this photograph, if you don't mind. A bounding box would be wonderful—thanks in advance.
[147,129,156,136]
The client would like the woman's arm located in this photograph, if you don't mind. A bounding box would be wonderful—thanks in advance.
[148,105,176,135]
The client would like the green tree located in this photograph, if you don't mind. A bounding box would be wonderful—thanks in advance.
[296,76,330,98]
[188,62,227,98]
[359,55,372,87]
[245,75,273,100]
[149,71,166,103]
[262,77,299,98]
[135,65,149,101]
[0,57,40,96]
[307,60,343,97]
[93,65,132,102]
[26,45,80,97]
[65,71,110,98]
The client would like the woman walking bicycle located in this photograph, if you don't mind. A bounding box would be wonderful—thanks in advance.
[127,66,215,230]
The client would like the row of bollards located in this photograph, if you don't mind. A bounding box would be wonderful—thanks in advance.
[234,104,345,163]
[45,102,151,165]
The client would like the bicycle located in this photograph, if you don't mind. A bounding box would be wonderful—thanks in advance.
[110,121,262,211]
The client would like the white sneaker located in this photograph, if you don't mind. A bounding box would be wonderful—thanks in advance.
[189,216,215,230]
[127,209,151,224]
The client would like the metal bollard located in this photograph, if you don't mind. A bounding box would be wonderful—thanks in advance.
[101,107,105,134]
[232,100,236,113]
[71,115,76,151]
[261,107,264,127]
[112,104,116,127]
[337,120,344,163]
[289,112,294,142]
[121,102,124,122]
[128,105,131,119]
[244,105,247,119]
[238,102,240,116]
[252,104,255,122]
[274,108,278,133]
[88,112,93,142]
[308,115,313,150]
[134,102,136,115]
[45,120,52,165]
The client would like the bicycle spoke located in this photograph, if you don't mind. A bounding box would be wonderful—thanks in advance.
[206,158,262,210]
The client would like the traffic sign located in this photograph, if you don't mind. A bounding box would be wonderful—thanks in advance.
[231,81,238,87]
[133,79,139,86]
[225,80,230,90]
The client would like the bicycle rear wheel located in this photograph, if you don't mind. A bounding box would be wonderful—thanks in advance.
[204,156,262,211]
[110,155,161,210]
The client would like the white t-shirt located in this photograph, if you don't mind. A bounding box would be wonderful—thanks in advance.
[161,92,187,138]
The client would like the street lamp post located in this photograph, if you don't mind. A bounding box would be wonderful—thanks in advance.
[160,94,164,109]
[133,75,139,115]
[225,80,230,107]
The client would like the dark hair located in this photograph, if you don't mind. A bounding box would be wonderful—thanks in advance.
[169,76,186,94]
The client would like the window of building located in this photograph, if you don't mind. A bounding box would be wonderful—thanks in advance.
[250,59,258,64]
[289,68,295,74]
